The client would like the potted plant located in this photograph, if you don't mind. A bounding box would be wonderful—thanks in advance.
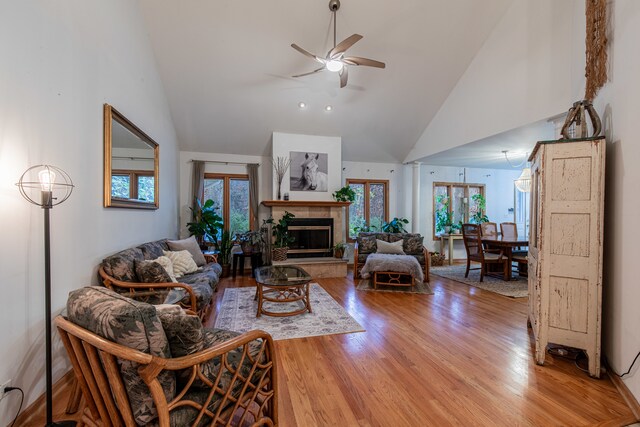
[187,198,223,249]
[353,222,377,235]
[235,230,262,255]
[333,242,346,259]
[217,229,234,277]
[382,217,409,233]
[470,193,489,224]
[435,195,454,235]
[272,156,291,201]
[450,222,462,235]
[332,185,356,202]
[267,211,295,261]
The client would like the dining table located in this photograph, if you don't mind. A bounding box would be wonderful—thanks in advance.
[480,236,529,281]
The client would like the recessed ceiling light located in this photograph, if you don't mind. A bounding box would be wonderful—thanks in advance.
[325,105,333,111]
[298,102,307,109]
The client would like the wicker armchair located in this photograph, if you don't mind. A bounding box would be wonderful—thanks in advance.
[57,287,278,427]
[353,232,429,281]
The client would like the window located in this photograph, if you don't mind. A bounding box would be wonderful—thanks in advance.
[346,179,389,240]
[433,182,485,238]
[203,173,252,234]
[514,185,530,239]
[111,170,155,203]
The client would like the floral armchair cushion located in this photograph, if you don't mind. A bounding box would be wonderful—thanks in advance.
[66,286,175,425]
[357,232,424,255]
[101,247,145,282]
[402,234,424,254]
[137,239,169,260]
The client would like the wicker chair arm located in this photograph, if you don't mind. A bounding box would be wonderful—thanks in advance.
[56,318,275,376]
[98,267,198,312]
[55,316,154,364]
[422,246,430,282]
[204,253,218,264]
[164,329,275,370]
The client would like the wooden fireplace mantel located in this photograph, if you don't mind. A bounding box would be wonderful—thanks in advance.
[261,200,350,208]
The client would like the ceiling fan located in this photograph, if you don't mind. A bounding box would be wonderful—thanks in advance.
[291,0,386,88]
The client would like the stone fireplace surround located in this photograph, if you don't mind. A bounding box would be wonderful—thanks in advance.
[260,200,350,278]
[260,200,349,245]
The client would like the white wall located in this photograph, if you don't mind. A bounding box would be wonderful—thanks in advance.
[593,0,640,403]
[0,1,179,422]
[178,151,272,237]
[418,166,522,259]
[405,0,582,162]
[272,132,341,201]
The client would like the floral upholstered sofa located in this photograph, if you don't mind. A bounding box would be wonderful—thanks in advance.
[354,232,429,281]
[99,238,221,318]
[57,286,277,426]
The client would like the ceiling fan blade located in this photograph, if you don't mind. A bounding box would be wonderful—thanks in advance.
[342,56,386,68]
[339,66,348,88]
[291,44,325,64]
[328,34,363,58]
[292,67,326,78]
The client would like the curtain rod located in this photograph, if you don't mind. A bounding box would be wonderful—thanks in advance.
[189,159,260,166]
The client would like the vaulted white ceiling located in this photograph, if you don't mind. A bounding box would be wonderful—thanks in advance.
[139,0,512,163]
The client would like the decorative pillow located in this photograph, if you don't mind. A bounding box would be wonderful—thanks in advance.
[135,259,174,284]
[167,236,206,267]
[66,286,175,425]
[357,235,377,254]
[101,248,144,282]
[387,233,403,243]
[155,305,206,386]
[163,250,198,278]
[375,239,406,255]
[153,256,177,282]
[403,234,424,255]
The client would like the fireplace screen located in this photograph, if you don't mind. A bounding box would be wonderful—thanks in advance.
[288,218,333,258]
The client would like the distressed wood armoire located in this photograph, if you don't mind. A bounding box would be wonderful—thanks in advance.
[527,137,605,377]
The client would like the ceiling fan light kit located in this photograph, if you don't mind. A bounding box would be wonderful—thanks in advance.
[291,0,385,88]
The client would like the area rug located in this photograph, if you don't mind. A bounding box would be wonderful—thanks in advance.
[356,279,434,294]
[214,283,365,340]
[430,265,528,298]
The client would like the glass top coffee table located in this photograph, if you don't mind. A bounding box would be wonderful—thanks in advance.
[254,265,312,317]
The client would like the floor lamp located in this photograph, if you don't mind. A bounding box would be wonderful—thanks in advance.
[17,165,75,427]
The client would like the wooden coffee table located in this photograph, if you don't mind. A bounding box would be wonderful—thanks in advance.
[254,265,312,317]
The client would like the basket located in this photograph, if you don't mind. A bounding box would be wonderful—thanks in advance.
[272,247,288,262]
[430,253,445,267]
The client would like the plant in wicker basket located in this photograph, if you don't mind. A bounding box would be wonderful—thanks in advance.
[266,212,295,261]
[430,251,445,267]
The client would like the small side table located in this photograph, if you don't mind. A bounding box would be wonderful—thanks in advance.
[439,234,463,265]
[232,252,263,278]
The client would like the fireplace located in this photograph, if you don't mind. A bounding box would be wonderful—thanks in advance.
[287,218,333,258]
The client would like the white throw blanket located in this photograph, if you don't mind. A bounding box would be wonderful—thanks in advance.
[360,253,424,282]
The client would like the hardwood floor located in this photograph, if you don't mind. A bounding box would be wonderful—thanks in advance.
[208,271,636,427]
[20,270,637,426]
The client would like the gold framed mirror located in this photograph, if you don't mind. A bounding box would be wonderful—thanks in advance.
[104,104,159,209]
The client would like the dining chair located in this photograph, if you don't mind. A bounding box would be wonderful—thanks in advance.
[462,223,509,282]
[500,222,528,275]
[480,222,498,238]
[500,222,518,239]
